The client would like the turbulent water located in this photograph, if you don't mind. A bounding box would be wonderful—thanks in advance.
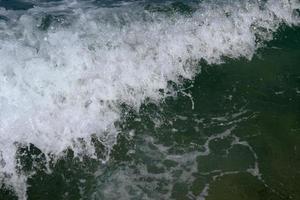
[0,0,299,199]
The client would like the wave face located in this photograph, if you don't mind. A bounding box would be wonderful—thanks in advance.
[0,0,299,198]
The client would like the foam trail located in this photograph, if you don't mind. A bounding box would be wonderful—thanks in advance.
[0,0,299,198]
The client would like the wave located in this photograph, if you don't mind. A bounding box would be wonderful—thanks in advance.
[0,0,299,198]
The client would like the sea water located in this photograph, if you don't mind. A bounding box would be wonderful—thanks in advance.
[0,0,299,199]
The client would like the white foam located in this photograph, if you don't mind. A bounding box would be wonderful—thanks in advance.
[0,0,299,198]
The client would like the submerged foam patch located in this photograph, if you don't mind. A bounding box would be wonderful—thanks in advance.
[0,0,299,198]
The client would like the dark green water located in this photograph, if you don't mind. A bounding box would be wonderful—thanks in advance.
[0,1,299,200]
[1,26,298,200]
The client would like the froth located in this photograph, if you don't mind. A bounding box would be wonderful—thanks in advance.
[0,0,299,198]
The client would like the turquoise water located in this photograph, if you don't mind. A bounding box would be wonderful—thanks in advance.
[0,0,299,199]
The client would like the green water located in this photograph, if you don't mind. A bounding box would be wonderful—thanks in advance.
[1,26,299,200]
[0,0,300,199]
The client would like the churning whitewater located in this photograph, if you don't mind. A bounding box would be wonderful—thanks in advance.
[0,0,299,198]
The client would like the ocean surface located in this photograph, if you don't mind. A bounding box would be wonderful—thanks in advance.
[0,0,299,199]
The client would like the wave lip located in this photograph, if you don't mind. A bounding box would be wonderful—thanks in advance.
[0,0,299,199]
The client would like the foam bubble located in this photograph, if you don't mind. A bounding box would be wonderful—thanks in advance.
[0,0,299,198]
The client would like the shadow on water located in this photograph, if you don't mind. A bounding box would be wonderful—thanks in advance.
[0,0,34,10]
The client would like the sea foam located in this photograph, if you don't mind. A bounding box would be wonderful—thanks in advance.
[0,0,299,198]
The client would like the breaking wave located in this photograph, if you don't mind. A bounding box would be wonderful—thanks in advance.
[0,0,299,198]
